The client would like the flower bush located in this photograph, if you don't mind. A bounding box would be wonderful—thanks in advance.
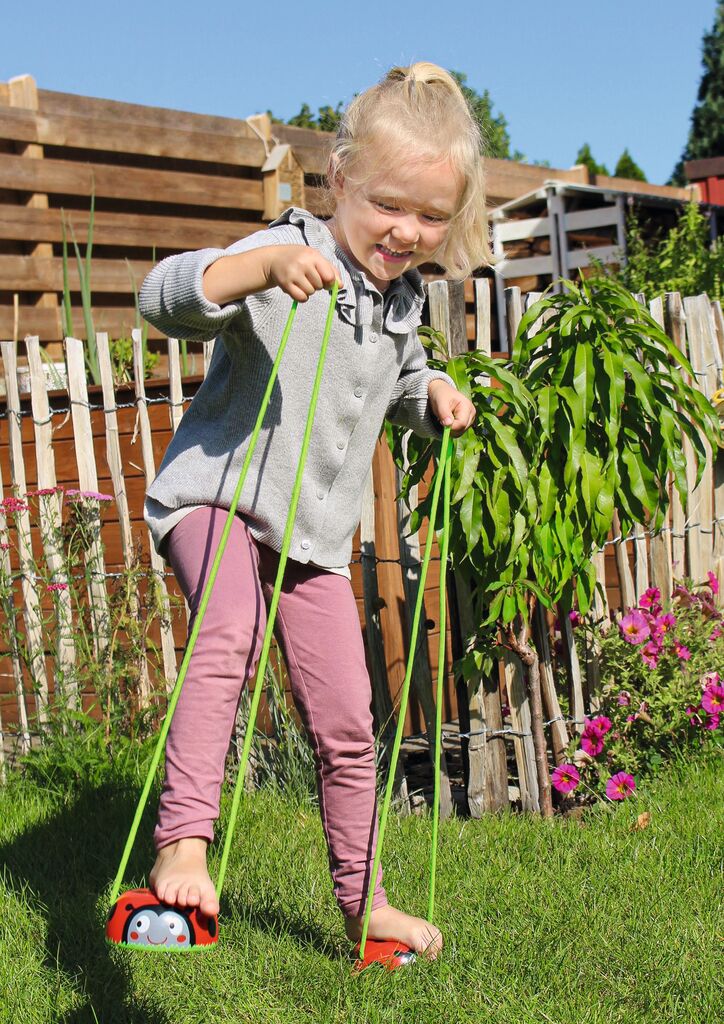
[551,577,723,806]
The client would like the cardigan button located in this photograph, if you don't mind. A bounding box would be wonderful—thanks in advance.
[336,440,345,450]
[301,539,311,551]
[354,387,363,398]
[316,489,325,500]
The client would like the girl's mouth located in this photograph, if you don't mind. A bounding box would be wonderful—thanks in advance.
[375,244,414,262]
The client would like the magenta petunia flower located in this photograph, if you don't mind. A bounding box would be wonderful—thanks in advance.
[709,626,722,643]
[590,715,612,735]
[626,713,638,723]
[701,683,724,715]
[639,587,661,609]
[569,610,583,628]
[581,722,605,756]
[707,571,720,596]
[653,613,676,637]
[641,641,660,669]
[703,712,721,731]
[606,772,636,800]
[551,763,580,794]
[617,690,631,706]
[674,641,691,661]
[620,610,650,645]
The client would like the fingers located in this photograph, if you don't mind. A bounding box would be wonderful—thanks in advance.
[280,251,342,302]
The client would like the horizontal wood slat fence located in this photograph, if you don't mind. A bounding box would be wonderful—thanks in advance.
[1,75,694,351]
[1,280,722,813]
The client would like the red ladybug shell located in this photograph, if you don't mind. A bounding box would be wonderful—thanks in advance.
[352,938,416,971]
[105,887,218,949]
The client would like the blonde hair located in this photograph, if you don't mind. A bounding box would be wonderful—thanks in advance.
[326,62,494,278]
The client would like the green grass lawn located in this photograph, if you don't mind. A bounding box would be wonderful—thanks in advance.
[1,748,722,1024]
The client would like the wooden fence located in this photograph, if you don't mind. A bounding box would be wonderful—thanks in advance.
[1,281,722,815]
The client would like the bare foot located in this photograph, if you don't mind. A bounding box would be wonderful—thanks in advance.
[149,837,219,917]
[344,904,443,959]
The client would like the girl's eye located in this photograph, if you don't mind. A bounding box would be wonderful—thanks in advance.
[423,214,448,224]
[375,201,400,212]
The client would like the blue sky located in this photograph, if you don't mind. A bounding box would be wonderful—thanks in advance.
[1,0,718,185]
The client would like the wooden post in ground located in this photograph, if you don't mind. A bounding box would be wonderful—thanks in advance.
[428,279,509,814]
[666,293,690,579]
[612,510,636,610]
[1,340,50,726]
[131,329,178,691]
[25,337,77,707]
[96,332,150,705]
[0,449,30,753]
[683,296,714,584]
[360,468,411,813]
[647,297,674,600]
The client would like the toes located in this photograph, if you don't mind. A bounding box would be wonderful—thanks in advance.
[176,882,190,908]
[186,884,201,908]
[162,880,179,906]
[200,890,220,917]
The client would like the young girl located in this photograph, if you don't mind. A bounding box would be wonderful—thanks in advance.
[139,62,492,959]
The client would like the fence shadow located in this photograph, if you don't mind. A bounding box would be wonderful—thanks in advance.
[0,781,168,1024]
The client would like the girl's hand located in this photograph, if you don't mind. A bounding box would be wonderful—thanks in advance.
[428,380,476,436]
[265,245,342,302]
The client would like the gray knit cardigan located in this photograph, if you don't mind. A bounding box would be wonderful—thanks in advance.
[140,207,454,575]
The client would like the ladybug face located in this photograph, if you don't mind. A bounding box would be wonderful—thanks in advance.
[124,907,193,948]
[106,888,218,950]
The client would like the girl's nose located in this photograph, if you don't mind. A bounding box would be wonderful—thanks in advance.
[392,215,420,247]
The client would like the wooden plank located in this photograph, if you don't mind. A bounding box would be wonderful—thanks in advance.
[502,650,539,812]
[132,329,178,690]
[0,203,261,250]
[0,106,266,168]
[711,300,724,595]
[202,339,216,377]
[473,278,491,356]
[666,293,690,578]
[0,306,166,343]
[96,331,151,704]
[395,458,453,819]
[612,510,636,610]
[0,152,265,211]
[166,339,185,435]
[532,603,568,763]
[633,524,649,601]
[0,448,31,752]
[0,339,50,724]
[0,255,154,294]
[648,296,674,599]
[25,337,77,704]
[64,337,111,661]
[359,468,410,812]
[37,87,267,140]
[683,295,713,581]
[559,606,586,734]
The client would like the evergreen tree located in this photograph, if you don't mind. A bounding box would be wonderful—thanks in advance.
[614,148,647,181]
[670,0,724,185]
[574,143,610,177]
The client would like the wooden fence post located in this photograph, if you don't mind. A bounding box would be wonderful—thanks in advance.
[428,279,509,814]
[647,298,674,599]
[131,329,178,691]
[0,451,31,753]
[360,468,411,813]
[683,296,714,581]
[25,337,77,706]
[1,340,50,725]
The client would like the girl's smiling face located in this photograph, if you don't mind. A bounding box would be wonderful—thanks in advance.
[328,154,462,291]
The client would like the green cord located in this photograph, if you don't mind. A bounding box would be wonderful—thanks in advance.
[358,427,451,960]
[110,286,335,908]
[215,281,338,897]
[428,434,452,923]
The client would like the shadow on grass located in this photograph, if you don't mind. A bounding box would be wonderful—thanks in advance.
[2,780,349,1022]
[1,781,168,1024]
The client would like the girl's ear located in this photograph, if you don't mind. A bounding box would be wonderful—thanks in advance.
[328,154,345,195]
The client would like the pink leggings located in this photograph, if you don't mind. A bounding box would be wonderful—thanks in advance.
[156,506,386,917]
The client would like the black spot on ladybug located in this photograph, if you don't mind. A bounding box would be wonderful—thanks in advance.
[208,917,217,938]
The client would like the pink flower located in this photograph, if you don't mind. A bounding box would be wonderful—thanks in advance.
[26,487,57,497]
[707,571,720,596]
[620,610,650,645]
[701,683,724,715]
[653,613,676,637]
[641,641,661,669]
[581,721,605,756]
[46,582,69,593]
[0,541,9,551]
[626,713,638,723]
[674,641,691,661]
[66,489,114,502]
[685,704,702,726]
[1,496,29,514]
[703,672,721,688]
[709,626,722,643]
[673,584,695,608]
[639,587,661,609]
[617,690,631,706]
[605,772,636,800]
[590,715,612,735]
[569,610,583,628]
[703,712,721,731]
[551,763,580,794]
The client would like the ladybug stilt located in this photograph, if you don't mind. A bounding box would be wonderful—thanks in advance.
[352,938,416,972]
[105,887,218,951]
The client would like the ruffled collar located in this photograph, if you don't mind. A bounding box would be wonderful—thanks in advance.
[269,206,426,334]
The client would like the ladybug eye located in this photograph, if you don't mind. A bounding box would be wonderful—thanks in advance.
[160,912,183,933]
[134,914,150,933]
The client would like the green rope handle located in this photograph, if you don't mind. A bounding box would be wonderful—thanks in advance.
[215,281,338,895]
[109,284,337,906]
[428,434,452,923]
[358,427,452,960]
